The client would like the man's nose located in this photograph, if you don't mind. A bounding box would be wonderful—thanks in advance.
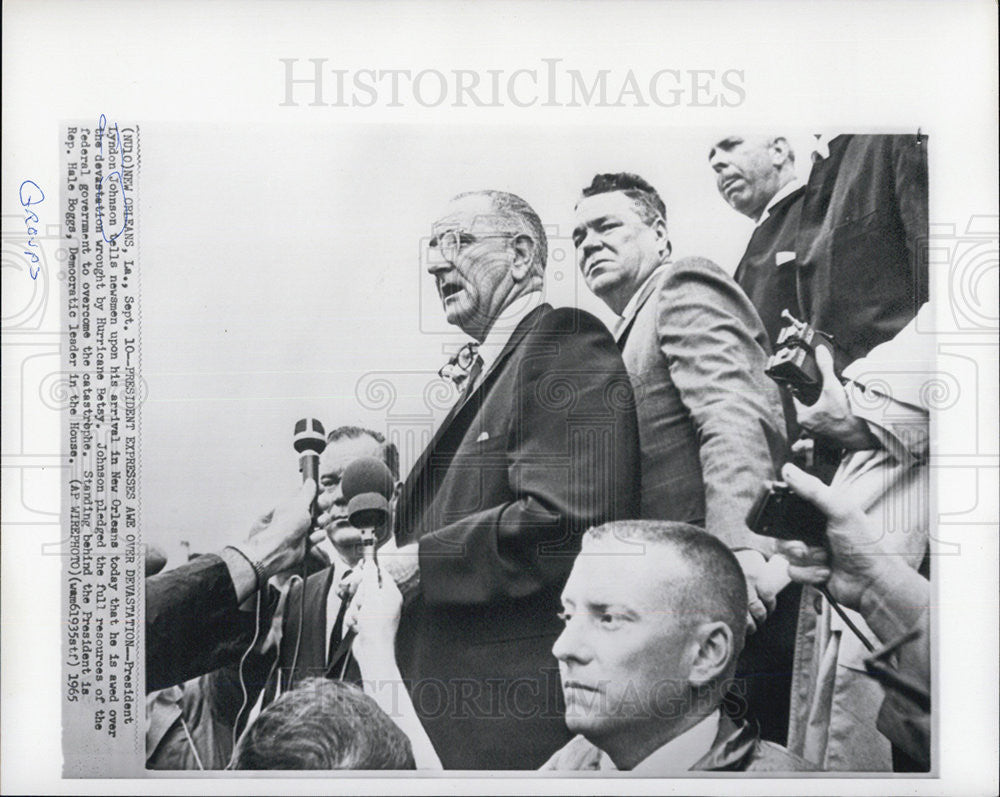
[578,230,604,267]
[552,618,592,665]
[426,249,453,276]
[709,152,730,173]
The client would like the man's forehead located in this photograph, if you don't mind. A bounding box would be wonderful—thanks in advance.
[565,539,677,605]
[320,434,383,470]
[434,194,513,234]
[575,190,642,222]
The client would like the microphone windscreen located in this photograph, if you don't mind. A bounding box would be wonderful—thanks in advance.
[341,456,395,502]
[293,418,327,455]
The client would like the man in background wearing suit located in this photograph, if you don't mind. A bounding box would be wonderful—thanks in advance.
[708,135,804,348]
[146,426,401,768]
[380,190,640,769]
[709,133,928,367]
[572,172,791,744]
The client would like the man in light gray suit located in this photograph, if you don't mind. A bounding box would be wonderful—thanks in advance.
[572,172,794,743]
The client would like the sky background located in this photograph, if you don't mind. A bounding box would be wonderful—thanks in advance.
[140,125,820,560]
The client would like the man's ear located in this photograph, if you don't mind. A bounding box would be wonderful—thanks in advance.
[688,621,734,688]
[510,234,536,282]
[769,137,791,167]
[652,216,672,259]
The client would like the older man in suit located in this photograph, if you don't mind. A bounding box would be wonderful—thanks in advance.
[379,190,641,770]
[572,172,791,742]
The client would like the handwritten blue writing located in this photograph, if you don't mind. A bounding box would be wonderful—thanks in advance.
[95,114,129,243]
[19,179,45,280]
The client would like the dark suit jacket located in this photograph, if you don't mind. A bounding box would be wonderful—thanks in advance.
[616,258,785,550]
[394,303,641,770]
[796,134,929,366]
[146,554,256,693]
[734,185,805,348]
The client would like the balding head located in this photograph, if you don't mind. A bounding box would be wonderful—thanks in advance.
[708,135,796,220]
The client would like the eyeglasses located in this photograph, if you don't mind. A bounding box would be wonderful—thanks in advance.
[437,341,481,383]
[429,229,518,262]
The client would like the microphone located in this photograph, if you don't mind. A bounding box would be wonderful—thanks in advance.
[293,418,326,516]
[331,456,396,677]
[341,456,394,572]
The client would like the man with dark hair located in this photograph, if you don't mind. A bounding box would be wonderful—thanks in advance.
[573,172,785,623]
[542,520,811,773]
[231,678,415,770]
[146,426,402,768]
[376,189,640,769]
[573,172,793,745]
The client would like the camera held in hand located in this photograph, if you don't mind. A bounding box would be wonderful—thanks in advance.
[746,480,828,548]
[765,310,837,405]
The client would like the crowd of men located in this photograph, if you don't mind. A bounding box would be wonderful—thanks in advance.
[145,132,931,774]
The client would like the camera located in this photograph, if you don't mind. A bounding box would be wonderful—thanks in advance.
[746,480,828,548]
[765,310,837,405]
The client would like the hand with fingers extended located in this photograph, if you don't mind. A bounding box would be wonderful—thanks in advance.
[222,479,317,603]
[776,463,899,613]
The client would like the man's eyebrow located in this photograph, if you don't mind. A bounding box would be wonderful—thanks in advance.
[584,600,638,617]
[575,214,614,232]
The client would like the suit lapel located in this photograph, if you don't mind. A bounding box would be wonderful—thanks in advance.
[396,304,551,535]
[284,567,335,686]
[615,272,661,349]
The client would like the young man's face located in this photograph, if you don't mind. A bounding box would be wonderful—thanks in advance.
[552,536,697,750]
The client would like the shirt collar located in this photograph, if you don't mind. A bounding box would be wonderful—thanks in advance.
[598,710,721,773]
[614,262,668,338]
[477,289,544,374]
[756,177,803,227]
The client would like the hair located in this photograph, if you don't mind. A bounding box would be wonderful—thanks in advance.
[708,135,796,165]
[231,678,415,770]
[453,189,548,274]
[585,520,748,669]
[579,172,667,228]
[326,425,399,480]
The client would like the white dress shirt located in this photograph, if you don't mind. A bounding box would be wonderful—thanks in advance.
[756,177,803,227]
[599,710,721,773]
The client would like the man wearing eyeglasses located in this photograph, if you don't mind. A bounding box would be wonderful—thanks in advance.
[376,190,641,770]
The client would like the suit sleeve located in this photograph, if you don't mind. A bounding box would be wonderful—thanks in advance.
[657,258,786,553]
[891,135,929,309]
[145,555,261,692]
[418,310,641,606]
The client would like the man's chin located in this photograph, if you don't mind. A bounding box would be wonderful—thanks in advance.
[330,533,364,566]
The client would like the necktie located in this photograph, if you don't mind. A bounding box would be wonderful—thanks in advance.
[327,569,352,669]
[462,353,484,398]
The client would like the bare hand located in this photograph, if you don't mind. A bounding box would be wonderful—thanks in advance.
[733,549,779,634]
[345,562,404,668]
[241,479,316,581]
[792,346,877,450]
[777,463,892,612]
